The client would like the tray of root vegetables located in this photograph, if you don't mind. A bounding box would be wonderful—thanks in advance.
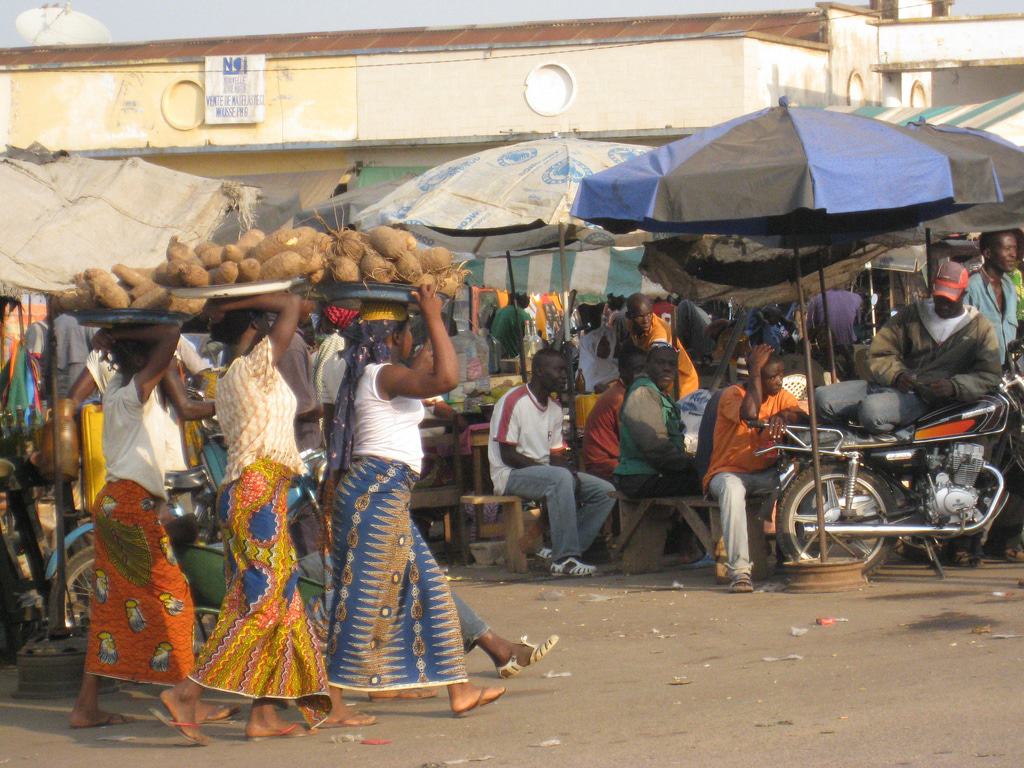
[52,223,467,315]
[310,225,468,304]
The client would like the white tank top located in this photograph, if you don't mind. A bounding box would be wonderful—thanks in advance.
[352,363,426,474]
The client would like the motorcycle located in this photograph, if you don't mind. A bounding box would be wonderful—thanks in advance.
[768,341,1024,575]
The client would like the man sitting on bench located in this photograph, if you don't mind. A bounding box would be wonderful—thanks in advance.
[703,344,804,593]
[614,343,701,498]
[489,348,615,577]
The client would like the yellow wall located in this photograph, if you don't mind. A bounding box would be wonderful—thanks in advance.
[145,148,348,177]
[7,56,358,153]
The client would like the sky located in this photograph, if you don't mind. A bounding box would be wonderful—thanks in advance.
[1,0,1020,48]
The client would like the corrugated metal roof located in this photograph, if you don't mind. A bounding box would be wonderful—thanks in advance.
[0,10,826,69]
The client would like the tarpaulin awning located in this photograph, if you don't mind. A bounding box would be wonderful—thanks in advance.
[0,149,255,296]
[829,91,1024,147]
[870,245,925,273]
[465,247,667,299]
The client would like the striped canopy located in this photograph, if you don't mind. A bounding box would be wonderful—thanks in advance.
[829,91,1024,147]
[464,247,666,299]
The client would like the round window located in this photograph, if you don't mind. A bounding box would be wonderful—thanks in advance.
[524,63,577,117]
[161,80,204,131]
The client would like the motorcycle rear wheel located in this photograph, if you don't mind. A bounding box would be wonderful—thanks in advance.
[777,464,897,576]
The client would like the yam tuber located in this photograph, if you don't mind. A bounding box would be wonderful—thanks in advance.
[367,226,414,261]
[166,236,195,263]
[223,244,247,263]
[333,230,367,263]
[129,280,159,301]
[130,285,171,310]
[84,269,130,309]
[180,264,211,287]
[112,264,155,288]
[260,251,306,281]
[360,250,396,283]
[195,243,224,269]
[237,229,265,251]
[237,258,262,283]
[394,252,423,284]
[168,297,206,315]
[209,261,239,285]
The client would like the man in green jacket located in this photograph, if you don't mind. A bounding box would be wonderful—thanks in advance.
[614,343,700,498]
[816,261,1002,433]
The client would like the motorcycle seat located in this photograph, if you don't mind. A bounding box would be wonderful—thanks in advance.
[165,467,210,491]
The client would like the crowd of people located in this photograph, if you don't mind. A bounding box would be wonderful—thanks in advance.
[44,227,1023,742]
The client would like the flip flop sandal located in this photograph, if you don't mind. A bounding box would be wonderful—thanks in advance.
[452,687,506,717]
[70,712,133,729]
[535,547,553,561]
[150,708,208,747]
[550,557,596,576]
[202,705,241,723]
[496,634,560,679]
[246,723,305,741]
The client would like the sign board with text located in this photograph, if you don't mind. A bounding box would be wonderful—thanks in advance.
[204,55,266,124]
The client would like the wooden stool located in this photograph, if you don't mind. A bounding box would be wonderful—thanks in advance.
[460,495,535,574]
[609,492,768,579]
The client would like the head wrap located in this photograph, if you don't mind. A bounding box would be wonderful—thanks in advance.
[323,305,359,331]
[328,317,405,472]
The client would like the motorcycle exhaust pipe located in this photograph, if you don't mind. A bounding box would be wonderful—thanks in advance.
[804,464,1006,539]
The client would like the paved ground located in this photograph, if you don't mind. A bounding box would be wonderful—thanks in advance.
[3,558,1024,768]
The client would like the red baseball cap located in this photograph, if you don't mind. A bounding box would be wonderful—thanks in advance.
[932,260,968,302]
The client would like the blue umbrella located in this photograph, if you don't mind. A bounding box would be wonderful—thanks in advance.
[571,100,1003,244]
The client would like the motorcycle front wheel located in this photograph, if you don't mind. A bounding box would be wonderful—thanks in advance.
[777,464,897,576]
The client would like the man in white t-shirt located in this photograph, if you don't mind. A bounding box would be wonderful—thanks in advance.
[489,347,615,576]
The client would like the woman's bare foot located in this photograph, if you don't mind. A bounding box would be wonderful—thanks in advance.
[158,686,207,746]
[320,686,378,728]
[245,699,307,740]
[69,709,133,729]
[448,682,506,716]
[196,702,240,723]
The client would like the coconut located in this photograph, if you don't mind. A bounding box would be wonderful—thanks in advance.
[394,251,423,284]
[420,246,454,273]
[360,249,396,283]
[328,255,360,282]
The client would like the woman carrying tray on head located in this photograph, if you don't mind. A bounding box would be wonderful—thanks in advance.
[162,292,342,743]
[70,321,230,730]
[324,283,506,717]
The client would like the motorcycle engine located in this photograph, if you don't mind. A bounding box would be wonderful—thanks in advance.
[930,443,985,524]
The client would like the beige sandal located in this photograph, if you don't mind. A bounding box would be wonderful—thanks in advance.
[496,635,560,679]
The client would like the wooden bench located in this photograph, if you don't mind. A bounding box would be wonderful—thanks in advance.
[610,492,769,579]
[459,495,542,574]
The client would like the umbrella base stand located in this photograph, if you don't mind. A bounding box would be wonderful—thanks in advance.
[783,559,866,594]
[13,636,118,699]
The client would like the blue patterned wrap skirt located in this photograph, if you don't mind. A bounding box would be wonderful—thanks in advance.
[326,456,468,691]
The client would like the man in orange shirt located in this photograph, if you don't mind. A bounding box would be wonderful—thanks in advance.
[703,345,805,592]
[625,293,699,399]
[581,349,646,482]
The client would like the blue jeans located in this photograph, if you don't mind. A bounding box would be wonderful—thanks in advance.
[815,380,929,433]
[503,466,615,562]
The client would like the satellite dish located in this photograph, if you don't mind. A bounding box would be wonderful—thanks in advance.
[16,3,112,46]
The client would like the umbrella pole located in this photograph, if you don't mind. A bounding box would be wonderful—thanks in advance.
[45,295,69,637]
[866,262,877,335]
[558,223,581,468]
[924,228,934,287]
[817,250,839,383]
[506,250,528,384]
[794,251,829,563]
